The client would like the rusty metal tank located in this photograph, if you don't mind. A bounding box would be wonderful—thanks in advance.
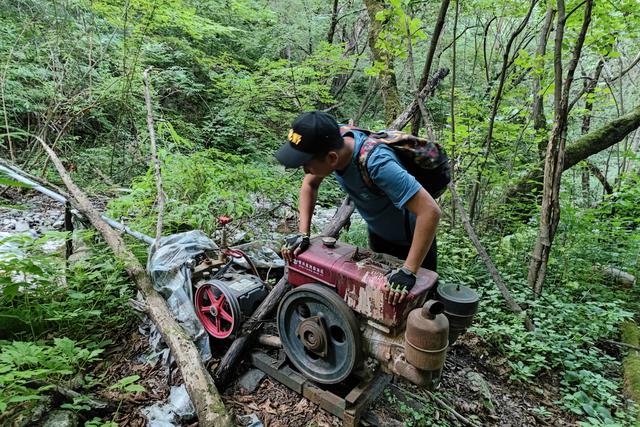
[436,283,479,344]
[404,300,449,371]
[287,237,438,331]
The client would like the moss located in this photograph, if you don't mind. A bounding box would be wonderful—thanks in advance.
[621,321,640,425]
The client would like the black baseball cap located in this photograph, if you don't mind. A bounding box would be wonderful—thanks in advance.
[275,111,343,168]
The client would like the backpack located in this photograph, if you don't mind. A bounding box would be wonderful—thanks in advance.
[339,125,451,198]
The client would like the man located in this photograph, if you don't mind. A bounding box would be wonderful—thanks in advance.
[276,111,441,305]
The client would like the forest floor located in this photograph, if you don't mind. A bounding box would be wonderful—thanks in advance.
[88,322,575,426]
[1,189,576,426]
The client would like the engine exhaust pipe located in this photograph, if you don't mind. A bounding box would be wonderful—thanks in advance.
[362,300,449,389]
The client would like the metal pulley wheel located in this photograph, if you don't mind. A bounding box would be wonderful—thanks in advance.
[194,281,242,339]
[277,284,362,384]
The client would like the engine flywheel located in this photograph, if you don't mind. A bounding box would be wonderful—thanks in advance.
[277,284,362,384]
[194,281,241,339]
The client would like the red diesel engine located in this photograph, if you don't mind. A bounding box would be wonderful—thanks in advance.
[191,235,478,391]
[278,236,457,388]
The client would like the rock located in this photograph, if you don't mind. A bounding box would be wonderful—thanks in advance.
[238,413,264,427]
[10,397,52,427]
[237,369,266,394]
[14,220,30,232]
[466,371,495,413]
[42,410,79,427]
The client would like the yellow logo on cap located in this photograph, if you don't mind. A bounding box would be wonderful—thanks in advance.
[288,129,302,145]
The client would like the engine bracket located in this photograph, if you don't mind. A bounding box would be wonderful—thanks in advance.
[251,351,391,427]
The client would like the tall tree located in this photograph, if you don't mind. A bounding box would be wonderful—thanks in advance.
[528,0,594,297]
[531,1,555,157]
[467,0,538,221]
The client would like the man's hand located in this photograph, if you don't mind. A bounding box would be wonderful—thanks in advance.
[281,233,310,264]
[384,267,416,305]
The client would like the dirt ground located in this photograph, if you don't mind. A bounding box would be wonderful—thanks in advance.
[100,324,575,427]
[220,332,574,426]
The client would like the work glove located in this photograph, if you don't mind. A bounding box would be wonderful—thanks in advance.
[385,267,416,305]
[281,232,310,264]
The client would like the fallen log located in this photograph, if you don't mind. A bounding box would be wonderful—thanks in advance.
[322,196,355,238]
[594,264,636,287]
[40,138,233,427]
[214,276,291,388]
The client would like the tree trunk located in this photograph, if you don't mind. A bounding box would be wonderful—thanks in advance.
[322,197,355,238]
[389,68,449,131]
[409,0,450,135]
[580,60,605,204]
[586,160,613,195]
[528,0,593,297]
[143,68,165,250]
[532,1,555,157]
[626,130,640,174]
[449,0,460,227]
[40,139,233,427]
[326,0,340,44]
[364,0,401,126]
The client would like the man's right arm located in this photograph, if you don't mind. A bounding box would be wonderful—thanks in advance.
[298,174,324,235]
[282,174,324,264]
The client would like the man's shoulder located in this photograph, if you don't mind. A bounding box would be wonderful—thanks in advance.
[366,142,401,167]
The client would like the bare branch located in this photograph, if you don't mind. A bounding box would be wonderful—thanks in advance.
[142,67,165,251]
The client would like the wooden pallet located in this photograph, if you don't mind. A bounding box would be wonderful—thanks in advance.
[250,351,391,426]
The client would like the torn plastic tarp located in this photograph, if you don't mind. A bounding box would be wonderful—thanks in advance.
[142,384,196,427]
[231,240,285,271]
[147,230,219,361]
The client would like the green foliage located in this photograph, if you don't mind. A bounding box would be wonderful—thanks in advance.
[0,231,136,419]
[384,388,452,427]
[438,213,638,423]
[0,338,102,413]
[107,147,300,237]
[109,374,146,393]
[0,232,134,341]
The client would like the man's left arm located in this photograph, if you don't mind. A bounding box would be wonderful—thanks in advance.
[403,188,441,273]
[385,188,441,305]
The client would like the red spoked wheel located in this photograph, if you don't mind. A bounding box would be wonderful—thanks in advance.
[194,281,241,339]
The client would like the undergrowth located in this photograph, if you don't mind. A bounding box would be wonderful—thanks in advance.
[0,231,136,422]
[435,187,640,426]
[107,148,302,238]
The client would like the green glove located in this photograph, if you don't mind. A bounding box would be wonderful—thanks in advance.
[387,267,416,294]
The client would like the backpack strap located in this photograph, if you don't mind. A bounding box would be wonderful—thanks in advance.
[356,137,385,193]
[339,125,382,193]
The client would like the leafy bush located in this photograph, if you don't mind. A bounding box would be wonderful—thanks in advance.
[0,230,137,419]
[0,232,134,341]
[437,215,637,423]
[107,148,301,238]
[0,338,103,414]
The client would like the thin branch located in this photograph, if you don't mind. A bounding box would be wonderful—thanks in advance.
[604,340,640,352]
[562,0,588,23]
[448,182,534,330]
[142,67,165,250]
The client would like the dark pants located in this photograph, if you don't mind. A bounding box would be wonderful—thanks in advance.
[368,231,437,272]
